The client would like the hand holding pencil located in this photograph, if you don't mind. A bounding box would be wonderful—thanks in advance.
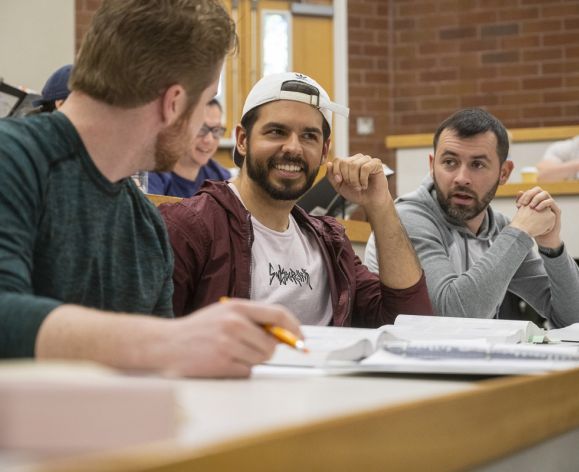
[263,324,308,353]
[220,297,307,352]
[168,298,304,378]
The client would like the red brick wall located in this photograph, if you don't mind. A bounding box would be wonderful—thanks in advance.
[348,0,579,180]
[75,0,102,48]
[77,0,579,188]
[348,1,392,165]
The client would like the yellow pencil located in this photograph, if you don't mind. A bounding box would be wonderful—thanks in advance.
[219,297,309,353]
[263,324,308,353]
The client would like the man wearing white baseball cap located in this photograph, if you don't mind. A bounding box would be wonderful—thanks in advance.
[161,72,432,326]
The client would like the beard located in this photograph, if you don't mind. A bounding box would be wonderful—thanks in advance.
[153,111,193,173]
[244,143,321,201]
[433,174,499,225]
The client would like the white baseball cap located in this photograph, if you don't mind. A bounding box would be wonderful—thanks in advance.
[234,72,349,167]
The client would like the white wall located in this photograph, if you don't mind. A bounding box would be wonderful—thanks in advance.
[0,0,75,92]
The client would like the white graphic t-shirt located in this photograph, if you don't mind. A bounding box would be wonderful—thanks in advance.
[229,184,333,326]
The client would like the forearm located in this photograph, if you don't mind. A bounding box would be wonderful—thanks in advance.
[424,228,533,317]
[366,201,422,289]
[35,305,169,371]
[537,160,579,182]
[541,251,579,328]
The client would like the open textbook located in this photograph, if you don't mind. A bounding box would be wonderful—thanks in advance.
[266,315,579,374]
[379,314,548,343]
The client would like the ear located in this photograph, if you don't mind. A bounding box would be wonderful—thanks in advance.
[235,124,248,157]
[428,152,435,177]
[320,138,331,165]
[499,159,514,185]
[160,84,188,126]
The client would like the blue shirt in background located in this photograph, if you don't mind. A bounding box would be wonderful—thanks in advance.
[148,159,231,197]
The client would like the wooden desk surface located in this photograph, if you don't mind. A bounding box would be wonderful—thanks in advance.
[147,194,372,244]
[496,180,579,198]
[386,125,579,150]
[34,367,579,472]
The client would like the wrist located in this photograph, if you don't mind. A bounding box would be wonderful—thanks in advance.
[363,198,394,220]
[507,221,528,235]
[535,234,562,249]
[538,243,564,258]
[131,316,174,372]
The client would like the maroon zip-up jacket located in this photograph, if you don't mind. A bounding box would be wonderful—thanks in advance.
[160,181,432,327]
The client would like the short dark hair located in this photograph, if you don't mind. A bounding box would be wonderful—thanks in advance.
[433,108,509,163]
[233,103,331,167]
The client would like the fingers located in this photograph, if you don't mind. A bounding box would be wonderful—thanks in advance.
[517,186,555,210]
[326,159,342,184]
[549,200,561,218]
[175,300,302,378]
[221,317,279,364]
[222,298,302,338]
[214,299,310,369]
[529,190,559,215]
[516,186,542,206]
[359,157,378,190]
[205,309,279,374]
[222,361,253,378]
[510,204,556,238]
[328,154,383,191]
[342,155,363,189]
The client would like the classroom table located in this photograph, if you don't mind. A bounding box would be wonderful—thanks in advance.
[7,365,579,472]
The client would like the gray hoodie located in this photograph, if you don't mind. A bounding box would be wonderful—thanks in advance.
[365,176,579,327]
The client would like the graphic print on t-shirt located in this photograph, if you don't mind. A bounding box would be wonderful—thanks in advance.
[228,183,332,325]
[269,263,313,289]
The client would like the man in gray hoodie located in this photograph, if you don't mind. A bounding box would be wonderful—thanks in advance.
[365,108,579,326]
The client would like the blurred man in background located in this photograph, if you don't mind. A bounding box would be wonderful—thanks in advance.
[148,98,231,196]
[537,135,579,182]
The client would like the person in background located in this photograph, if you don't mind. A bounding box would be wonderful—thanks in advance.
[160,72,432,325]
[25,64,72,115]
[537,136,579,182]
[0,0,300,378]
[364,108,579,327]
[148,98,231,197]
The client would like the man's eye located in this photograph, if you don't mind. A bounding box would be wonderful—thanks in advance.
[472,161,485,169]
[303,133,318,141]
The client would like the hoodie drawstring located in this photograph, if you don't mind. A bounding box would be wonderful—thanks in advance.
[463,236,469,271]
